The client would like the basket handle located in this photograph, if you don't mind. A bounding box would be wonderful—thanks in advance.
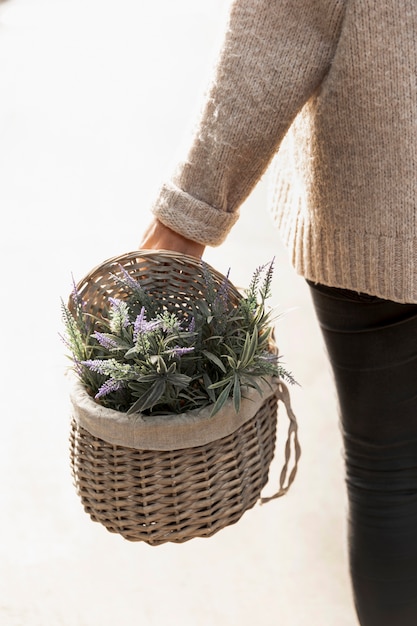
[260,381,301,504]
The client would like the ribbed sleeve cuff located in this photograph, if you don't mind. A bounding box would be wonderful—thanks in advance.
[151,183,239,247]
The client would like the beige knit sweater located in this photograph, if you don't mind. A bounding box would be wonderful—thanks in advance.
[152,0,417,303]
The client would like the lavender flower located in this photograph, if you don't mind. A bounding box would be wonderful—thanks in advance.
[158,311,182,334]
[169,346,195,357]
[58,331,71,351]
[92,332,120,350]
[133,306,145,337]
[72,358,84,377]
[95,378,124,399]
[81,359,110,375]
[60,300,86,353]
[71,274,83,310]
[108,298,130,332]
[188,317,196,333]
[81,358,135,379]
[117,265,142,291]
[259,352,278,362]
[217,269,231,309]
[133,307,160,340]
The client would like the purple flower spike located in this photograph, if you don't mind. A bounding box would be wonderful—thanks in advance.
[133,306,146,340]
[215,268,231,311]
[188,317,196,333]
[58,332,71,350]
[95,378,123,399]
[133,307,160,339]
[81,359,108,374]
[118,265,142,291]
[170,346,195,357]
[71,274,83,308]
[92,332,119,350]
[73,359,84,377]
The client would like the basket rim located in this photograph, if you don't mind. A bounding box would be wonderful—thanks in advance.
[74,249,243,302]
[68,371,279,451]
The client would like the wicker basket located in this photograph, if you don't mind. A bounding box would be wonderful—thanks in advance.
[68,250,300,545]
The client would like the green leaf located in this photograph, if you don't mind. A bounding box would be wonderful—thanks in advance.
[166,361,177,374]
[124,347,138,359]
[156,356,167,374]
[169,373,192,388]
[203,372,216,402]
[128,376,157,391]
[210,380,233,416]
[240,376,264,396]
[127,379,166,414]
[208,377,233,390]
[240,327,258,367]
[233,373,241,413]
[201,350,226,373]
[225,355,238,369]
[257,326,272,349]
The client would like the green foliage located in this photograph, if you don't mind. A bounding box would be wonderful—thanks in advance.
[61,260,296,417]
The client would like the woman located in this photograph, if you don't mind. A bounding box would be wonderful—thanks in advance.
[141,1,417,623]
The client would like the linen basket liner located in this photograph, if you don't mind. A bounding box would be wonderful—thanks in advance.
[70,373,277,449]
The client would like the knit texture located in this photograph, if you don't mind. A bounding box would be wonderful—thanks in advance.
[152,0,417,303]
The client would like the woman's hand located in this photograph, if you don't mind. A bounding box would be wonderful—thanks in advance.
[139,218,205,258]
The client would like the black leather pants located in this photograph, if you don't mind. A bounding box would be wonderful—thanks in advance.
[308,282,417,626]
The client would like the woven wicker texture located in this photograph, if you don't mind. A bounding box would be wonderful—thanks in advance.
[69,250,291,544]
[70,394,277,545]
[73,249,242,322]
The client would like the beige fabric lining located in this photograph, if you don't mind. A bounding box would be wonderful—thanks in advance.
[69,373,279,451]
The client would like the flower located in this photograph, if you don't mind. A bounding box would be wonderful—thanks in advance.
[116,265,142,292]
[108,298,130,332]
[95,378,124,399]
[168,346,195,357]
[133,307,161,338]
[62,259,296,417]
[91,332,121,350]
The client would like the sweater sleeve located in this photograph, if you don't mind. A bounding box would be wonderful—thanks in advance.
[152,0,346,246]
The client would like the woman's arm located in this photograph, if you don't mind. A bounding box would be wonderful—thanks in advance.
[144,0,346,250]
